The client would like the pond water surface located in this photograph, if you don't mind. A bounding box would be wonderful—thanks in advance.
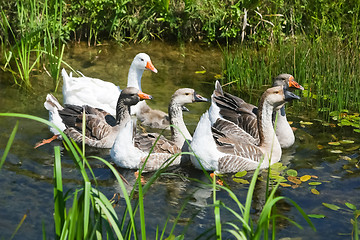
[0,41,359,239]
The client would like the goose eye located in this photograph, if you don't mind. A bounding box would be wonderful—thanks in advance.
[140,58,144,61]
[185,93,190,96]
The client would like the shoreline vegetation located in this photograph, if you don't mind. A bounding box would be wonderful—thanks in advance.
[0,0,359,128]
[0,1,359,239]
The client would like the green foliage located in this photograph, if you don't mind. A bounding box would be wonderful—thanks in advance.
[221,37,360,127]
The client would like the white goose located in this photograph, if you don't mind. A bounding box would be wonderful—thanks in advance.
[190,84,300,173]
[212,74,303,148]
[39,87,152,148]
[62,53,170,129]
[110,88,208,172]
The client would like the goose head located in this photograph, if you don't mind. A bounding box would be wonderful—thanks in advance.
[132,53,158,73]
[273,73,304,90]
[262,85,301,110]
[116,87,152,123]
[170,88,208,106]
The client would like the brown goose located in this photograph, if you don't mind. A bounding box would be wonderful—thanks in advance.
[110,88,208,171]
[44,87,152,148]
[190,85,300,173]
[211,74,303,148]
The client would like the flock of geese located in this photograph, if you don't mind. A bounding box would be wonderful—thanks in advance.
[37,53,303,174]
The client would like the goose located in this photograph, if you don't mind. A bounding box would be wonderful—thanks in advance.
[190,85,300,174]
[39,87,152,148]
[212,74,303,148]
[62,53,170,129]
[110,88,208,172]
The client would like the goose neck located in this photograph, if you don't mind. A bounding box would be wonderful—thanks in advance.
[116,102,131,128]
[127,64,144,91]
[257,98,277,147]
[169,102,192,148]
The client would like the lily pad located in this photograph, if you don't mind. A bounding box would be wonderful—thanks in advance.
[308,214,326,219]
[311,188,320,195]
[286,169,298,177]
[345,202,357,210]
[330,150,343,153]
[340,140,354,144]
[232,178,249,184]
[300,121,313,125]
[300,175,311,182]
[288,176,302,185]
[234,171,247,178]
[308,182,322,186]
[328,141,341,146]
[322,203,341,211]
[280,183,292,187]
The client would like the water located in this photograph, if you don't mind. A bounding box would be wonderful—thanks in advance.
[0,41,359,239]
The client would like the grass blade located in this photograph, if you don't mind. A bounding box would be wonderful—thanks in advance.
[0,121,19,169]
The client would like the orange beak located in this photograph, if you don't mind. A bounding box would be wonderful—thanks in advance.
[288,76,304,90]
[145,61,158,73]
[138,91,153,100]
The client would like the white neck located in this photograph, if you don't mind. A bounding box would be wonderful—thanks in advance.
[127,63,144,91]
[275,106,295,148]
[169,102,192,148]
[258,100,282,165]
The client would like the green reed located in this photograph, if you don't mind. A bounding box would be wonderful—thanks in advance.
[221,38,360,124]
[0,113,189,239]
[0,0,66,89]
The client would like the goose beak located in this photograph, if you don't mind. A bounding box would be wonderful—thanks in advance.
[194,92,209,102]
[182,106,190,112]
[288,76,304,90]
[138,91,153,100]
[284,89,301,102]
[145,61,158,73]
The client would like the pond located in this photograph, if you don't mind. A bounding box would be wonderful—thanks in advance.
[0,41,359,239]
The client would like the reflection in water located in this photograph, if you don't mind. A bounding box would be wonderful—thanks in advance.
[0,42,360,239]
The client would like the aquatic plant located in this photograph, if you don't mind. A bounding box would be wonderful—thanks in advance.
[221,37,360,130]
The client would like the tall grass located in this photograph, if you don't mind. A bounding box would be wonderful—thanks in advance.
[221,38,360,122]
[0,112,318,239]
[0,0,66,89]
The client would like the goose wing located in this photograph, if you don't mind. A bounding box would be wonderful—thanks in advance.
[134,133,180,155]
[214,90,260,143]
[211,118,264,173]
[59,105,116,140]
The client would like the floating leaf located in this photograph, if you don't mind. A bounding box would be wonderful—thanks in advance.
[345,202,357,210]
[195,70,206,74]
[340,156,352,161]
[286,169,298,177]
[346,170,354,174]
[311,188,320,195]
[346,145,360,151]
[288,121,293,125]
[300,121,313,125]
[291,184,300,189]
[331,134,338,141]
[317,144,324,149]
[311,175,319,179]
[340,140,354,144]
[323,203,341,211]
[288,176,302,184]
[328,141,341,146]
[300,175,311,182]
[234,171,247,178]
[232,178,249,184]
[354,129,360,133]
[308,214,326,219]
[214,74,222,79]
[309,182,322,186]
[330,150,343,153]
[280,183,292,187]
